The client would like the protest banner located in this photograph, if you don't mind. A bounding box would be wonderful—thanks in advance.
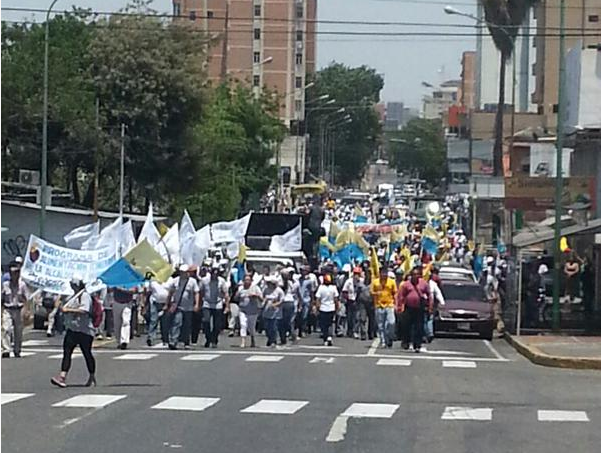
[21,235,117,295]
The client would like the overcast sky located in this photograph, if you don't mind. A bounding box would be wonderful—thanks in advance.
[2,0,478,109]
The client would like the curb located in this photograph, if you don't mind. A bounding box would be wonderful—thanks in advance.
[505,334,601,370]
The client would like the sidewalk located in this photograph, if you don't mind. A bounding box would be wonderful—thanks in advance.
[506,334,601,370]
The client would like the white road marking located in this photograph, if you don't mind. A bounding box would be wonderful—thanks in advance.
[48,353,82,359]
[376,358,412,366]
[422,348,474,356]
[342,403,399,418]
[240,399,308,414]
[1,393,35,405]
[537,410,590,422]
[152,396,220,412]
[298,345,341,350]
[367,339,380,356]
[28,347,508,362]
[55,409,101,429]
[442,360,477,368]
[53,394,127,408]
[309,357,335,364]
[441,406,493,421]
[114,353,157,360]
[180,354,220,361]
[151,343,168,349]
[326,415,349,442]
[245,355,284,362]
[22,339,49,346]
[17,351,36,357]
[483,340,506,360]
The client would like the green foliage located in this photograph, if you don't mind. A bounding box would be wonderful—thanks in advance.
[307,63,383,186]
[388,118,445,184]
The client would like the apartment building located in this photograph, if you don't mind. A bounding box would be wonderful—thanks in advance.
[174,0,317,183]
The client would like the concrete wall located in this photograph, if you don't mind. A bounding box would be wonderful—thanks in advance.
[470,111,545,140]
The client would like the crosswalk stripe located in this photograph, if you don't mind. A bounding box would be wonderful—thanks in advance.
[1,393,35,405]
[441,406,493,421]
[442,360,477,368]
[537,410,590,422]
[152,396,220,412]
[240,399,309,414]
[52,394,127,408]
[48,353,82,359]
[22,340,49,346]
[341,403,399,418]
[114,353,157,360]
[245,355,284,362]
[181,354,220,361]
[376,358,412,366]
[309,357,335,364]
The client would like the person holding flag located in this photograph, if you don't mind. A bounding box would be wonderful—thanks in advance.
[370,267,397,348]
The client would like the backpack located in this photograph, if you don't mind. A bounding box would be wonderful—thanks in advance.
[91,294,104,328]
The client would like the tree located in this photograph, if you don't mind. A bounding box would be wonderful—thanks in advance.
[481,0,539,176]
[307,63,383,186]
[389,118,445,185]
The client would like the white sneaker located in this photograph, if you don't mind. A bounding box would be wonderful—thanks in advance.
[327,336,333,346]
[353,333,359,339]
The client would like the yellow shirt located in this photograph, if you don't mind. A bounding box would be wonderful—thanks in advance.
[370,278,397,309]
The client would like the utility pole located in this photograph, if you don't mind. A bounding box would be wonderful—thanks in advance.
[119,123,125,218]
[93,97,100,221]
[552,0,566,332]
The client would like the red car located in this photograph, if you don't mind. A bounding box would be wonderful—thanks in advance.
[435,280,494,340]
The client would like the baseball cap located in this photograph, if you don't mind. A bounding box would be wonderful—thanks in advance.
[179,264,190,273]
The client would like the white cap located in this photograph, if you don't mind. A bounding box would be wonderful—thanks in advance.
[486,256,494,264]
[342,263,352,273]
[179,264,190,273]
[14,256,23,263]
[264,275,278,284]
[538,264,549,275]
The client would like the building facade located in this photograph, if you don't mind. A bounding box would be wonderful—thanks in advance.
[460,51,476,110]
[174,0,317,183]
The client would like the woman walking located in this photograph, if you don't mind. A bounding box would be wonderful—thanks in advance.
[315,274,339,346]
[235,275,262,348]
[261,276,284,348]
[51,277,96,388]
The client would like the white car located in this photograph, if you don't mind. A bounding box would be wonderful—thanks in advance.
[438,262,478,283]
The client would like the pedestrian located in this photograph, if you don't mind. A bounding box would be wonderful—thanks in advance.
[342,267,361,338]
[315,273,340,346]
[166,265,201,350]
[51,277,96,388]
[295,266,316,338]
[111,286,134,350]
[235,275,262,348]
[143,273,169,347]
[397,267,431,352]
[426,270,445,343]
[370,267,397,348]
[1,263,30,358]
[200,264,229,348]
[191,266,208,344]
[355,270,371,341]
[262,275,284,348]
[278,268,297,345]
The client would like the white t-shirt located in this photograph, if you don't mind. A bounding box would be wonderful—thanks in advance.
[315,284,339,312]
[342,278,357,302]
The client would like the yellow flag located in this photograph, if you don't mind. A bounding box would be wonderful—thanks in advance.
[329,221,340,239]
[238,243,248,262]
[423,262,433,281]
[158,222,170,237]
[320,236,336,252]
[467,240,475,252]
[125,239,173,283]
[369,247,380,280]
[401,246,412,276]
[560,236,569,252]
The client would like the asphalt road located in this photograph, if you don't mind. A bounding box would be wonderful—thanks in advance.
[2,330,600,453]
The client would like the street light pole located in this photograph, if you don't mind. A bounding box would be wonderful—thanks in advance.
[552,0,566,332]
[40,0,59,238]
[119,123,125,218]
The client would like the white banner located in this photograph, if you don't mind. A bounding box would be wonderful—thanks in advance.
[269,220,302,253]
[21,235,117,295]
[157,222,180,265]
[211,213,251,244]
[64,221,99,249]
[138,202,161,247]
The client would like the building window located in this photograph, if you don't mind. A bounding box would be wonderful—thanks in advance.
[173,2,181,17]
[295,53,303,65]
[296,5,304,18]
[254,4,261,17]
[552,104,559,113]
[253,52,261,63]
[253,75,261,87]
[295,77,303,89]
[589,15,599,22]
[296,30,303,41]
[254,28,261,40]
[189,10,196,21]
[207,10,214,18]
[295,100,303,112]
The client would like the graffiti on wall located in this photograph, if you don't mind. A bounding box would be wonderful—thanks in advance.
[2,235,27,260]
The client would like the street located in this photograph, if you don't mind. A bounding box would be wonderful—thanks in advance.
[2,332,600,453]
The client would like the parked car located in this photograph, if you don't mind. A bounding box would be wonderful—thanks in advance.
[435,280,494,340]
[438,262,478,283]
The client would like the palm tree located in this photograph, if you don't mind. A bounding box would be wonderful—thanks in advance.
[481,0,539,176]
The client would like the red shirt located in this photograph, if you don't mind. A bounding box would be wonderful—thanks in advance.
[396,278,431,310]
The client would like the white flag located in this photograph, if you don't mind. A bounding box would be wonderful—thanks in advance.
[157,223,180,265]
[119,220,136,255]
[138,202,161,247]
[64,221,99,249]
[211,212,251,244]
[179,210,196,264]
[82,217,121,252]
[269,220,302,253]
[191,225,211,264]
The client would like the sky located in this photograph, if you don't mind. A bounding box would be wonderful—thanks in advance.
[2,0,479,109]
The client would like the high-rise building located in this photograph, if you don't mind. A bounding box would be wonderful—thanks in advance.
[531,0,601,127]
[460,51,476,110]
[174,0,317,183]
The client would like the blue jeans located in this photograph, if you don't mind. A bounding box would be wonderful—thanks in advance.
[376,307,395,346]
[264,318,278,346]
[146,302,161,343]
[278,302,296,344]
[297,303,310,335]
[168,310,183,346]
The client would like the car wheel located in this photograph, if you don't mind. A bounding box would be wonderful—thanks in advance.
[33,314,45,330]
[479,327,493,341]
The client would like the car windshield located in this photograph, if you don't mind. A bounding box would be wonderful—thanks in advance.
[443,285,486,302]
